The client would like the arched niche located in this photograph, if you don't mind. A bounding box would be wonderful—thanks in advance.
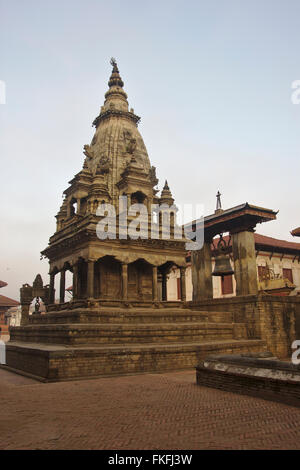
[69,198,77,217]
[94,255,122,299]
[158,261,178,302]
[131,191,147,205]
[128,258,153,301]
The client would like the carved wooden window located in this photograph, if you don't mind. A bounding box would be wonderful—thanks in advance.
[221,275,233,295]
[283,268,293,283]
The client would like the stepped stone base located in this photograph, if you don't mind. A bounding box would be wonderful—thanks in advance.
[5,339,267,382]
[6,304,268,382]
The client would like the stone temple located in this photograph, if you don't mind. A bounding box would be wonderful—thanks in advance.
[5,60,300,382]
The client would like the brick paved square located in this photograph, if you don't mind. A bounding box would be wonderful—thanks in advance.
[0,368,300,450]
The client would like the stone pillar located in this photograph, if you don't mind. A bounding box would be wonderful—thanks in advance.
[87,260,94,298]
[77,198,81,215]
[180,267,186,302]
[232,229,258,296]
[162,272,167,301]
[49,272,55,304]
[191,240,213,301]
[121,263,128,300]
[152,266,158,301]
[67,201,71,218]
[72,264,78,300]
[59,270,66,304]
[20,303,30,326]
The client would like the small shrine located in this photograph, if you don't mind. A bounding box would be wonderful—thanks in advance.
[188,197,277,301]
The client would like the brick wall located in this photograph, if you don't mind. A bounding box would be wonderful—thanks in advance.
[190,294,300,359]
[6,339,266,381]
[196,360,300,408]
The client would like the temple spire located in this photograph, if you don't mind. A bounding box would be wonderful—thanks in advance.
[92,58,141,128]
[160,180,174,205]
[163,180,170,191]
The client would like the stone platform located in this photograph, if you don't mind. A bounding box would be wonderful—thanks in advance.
[5,303,267,381]
[196,353,300,407]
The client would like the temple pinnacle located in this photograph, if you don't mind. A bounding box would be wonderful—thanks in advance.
[215,190,223,214]
[163,180,170,191]
[108,57,124,88]
[216,191,222,210]
[110,57,117,68]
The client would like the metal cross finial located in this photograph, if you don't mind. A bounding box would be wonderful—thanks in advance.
[216,191,222,211]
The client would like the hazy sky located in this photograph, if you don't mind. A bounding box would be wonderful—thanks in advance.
[1,0,300,300]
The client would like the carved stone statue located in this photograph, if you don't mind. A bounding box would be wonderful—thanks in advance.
[126,138,137,155]
[96,155,111,175]
[149,166,158,186]
[123,130,132,141]
[83,157,89,169]
[34,296,41,314]
[83,144,94,160]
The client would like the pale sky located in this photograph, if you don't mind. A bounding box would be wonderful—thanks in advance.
[1,0,300,300]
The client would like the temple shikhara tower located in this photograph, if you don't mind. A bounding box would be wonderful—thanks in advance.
[40,58,187,309]
[5,60,300,382]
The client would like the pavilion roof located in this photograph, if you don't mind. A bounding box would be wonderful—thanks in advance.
[0,295,20,307]
[211,233,300,254]
[291,227,300,237]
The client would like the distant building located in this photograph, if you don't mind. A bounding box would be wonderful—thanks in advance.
[168,233,300,300]
[0,294,20,335]
[6,305,22,327]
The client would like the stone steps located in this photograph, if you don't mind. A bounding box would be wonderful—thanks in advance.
[5,338,268,382]
[7,304,267,382]
[10,321,241,345]
[28,308,234,325]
